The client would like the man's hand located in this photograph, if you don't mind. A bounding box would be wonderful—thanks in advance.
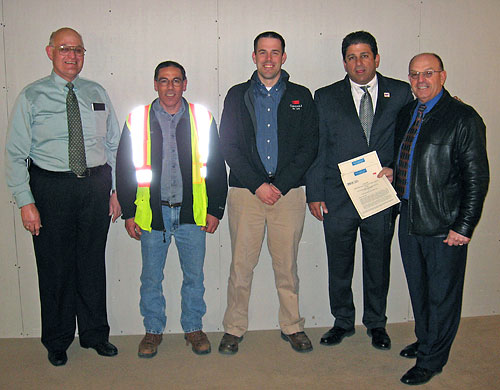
[109,191,122,223]
[201,214,220,234]
[308,201,328,221]
[378,167,393,183]
[21,203,42,236]
[255,183,281,205]
[125,218,142,240]
[443,230,470,247]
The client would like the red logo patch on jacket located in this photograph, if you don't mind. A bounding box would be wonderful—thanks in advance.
[290,100,302,110]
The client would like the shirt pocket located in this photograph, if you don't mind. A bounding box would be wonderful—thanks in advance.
[93,108,108,138]
[80,101,108,143]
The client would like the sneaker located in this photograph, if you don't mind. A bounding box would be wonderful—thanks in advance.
[184,330,211,355]
[138,333,163,358]
[218,333,243,355]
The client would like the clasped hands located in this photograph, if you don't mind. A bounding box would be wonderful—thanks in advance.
[255,183,281,205]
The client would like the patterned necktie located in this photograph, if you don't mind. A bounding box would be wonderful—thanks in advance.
[396,104,427,197]
[66,82,87,176]
[359,86,374,145]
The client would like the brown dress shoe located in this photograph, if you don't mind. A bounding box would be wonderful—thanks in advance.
[281,331,313,353]
[218,333,243,355]
[185,330,211,355]
[138,333,163,358]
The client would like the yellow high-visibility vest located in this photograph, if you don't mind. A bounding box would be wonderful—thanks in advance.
[126,102,212,231]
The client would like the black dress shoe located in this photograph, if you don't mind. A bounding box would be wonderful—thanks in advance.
[400,365,441,385]
[400,341,419,358]
[320,326,355,346]
[367,327,391,350]
[83,341,118,357]
[48,351,67,366]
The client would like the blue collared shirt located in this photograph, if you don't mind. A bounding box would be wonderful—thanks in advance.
[5,71,121,207]
[400,89,444,199]
[152,99,184,204]
[253,72,285,176]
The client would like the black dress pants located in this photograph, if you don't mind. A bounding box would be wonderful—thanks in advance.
[399,201,467,371]
[29,164,112,353]
[323,208,394,330]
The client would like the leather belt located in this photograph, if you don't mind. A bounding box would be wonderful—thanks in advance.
[161,200,182,208]
[30,163,107,179]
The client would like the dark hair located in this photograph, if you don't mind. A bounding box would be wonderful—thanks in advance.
[341,31,378,60]
[253,31,285,53]
[409,53,445,71]
[154,61,186,81]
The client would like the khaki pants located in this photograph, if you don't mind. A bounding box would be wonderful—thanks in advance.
[223,187,306,336]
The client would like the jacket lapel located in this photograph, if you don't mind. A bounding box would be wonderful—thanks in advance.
[373,73,387,121]
[368,73,386,144]
[339,76,363,130]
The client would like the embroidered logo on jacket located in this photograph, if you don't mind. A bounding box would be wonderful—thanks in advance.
[290,100,302,110]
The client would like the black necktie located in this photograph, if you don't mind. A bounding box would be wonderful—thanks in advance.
[66,82,87,176]
[396,104,427,197]
[359,86,374,145]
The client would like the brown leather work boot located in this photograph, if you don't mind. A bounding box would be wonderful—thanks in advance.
[218,333,243,355]
[138,333,163,358]
[281,331,313,353]
[184,330,211,355]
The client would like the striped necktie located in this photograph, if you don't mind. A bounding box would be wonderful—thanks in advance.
[66,82,87,176]
[396,104,427,197]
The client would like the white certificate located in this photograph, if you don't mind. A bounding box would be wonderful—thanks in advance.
[338,151,400,219]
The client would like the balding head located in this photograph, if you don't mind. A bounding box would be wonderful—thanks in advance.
[46,27,85,82]
[409,53,444,73]
[49,27,84,47]
[408,53,447,103]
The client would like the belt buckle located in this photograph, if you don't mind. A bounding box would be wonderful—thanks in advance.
[161,200,181,208]
[76,168,90,179]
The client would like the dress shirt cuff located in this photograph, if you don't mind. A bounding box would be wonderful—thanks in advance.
[15,191,35,208]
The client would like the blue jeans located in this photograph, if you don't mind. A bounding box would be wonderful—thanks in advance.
[139,206,206,334]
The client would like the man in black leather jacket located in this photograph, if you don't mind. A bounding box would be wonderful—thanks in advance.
[393,53,489,386]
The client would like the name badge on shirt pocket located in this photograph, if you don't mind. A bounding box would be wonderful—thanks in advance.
[92,102,106,111]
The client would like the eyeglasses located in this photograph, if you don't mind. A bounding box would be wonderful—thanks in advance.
[54,45,86,57]
[157,78,183,87]
[409,70,443,80]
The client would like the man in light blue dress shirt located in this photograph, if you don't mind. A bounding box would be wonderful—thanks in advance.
[5,27,121,366]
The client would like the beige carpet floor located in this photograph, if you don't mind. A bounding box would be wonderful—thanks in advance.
[1,315,499,390]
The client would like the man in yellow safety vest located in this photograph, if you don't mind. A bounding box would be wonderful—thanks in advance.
[116,61,227,358]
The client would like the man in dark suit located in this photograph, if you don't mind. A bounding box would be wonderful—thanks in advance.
[306,31,413,350]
